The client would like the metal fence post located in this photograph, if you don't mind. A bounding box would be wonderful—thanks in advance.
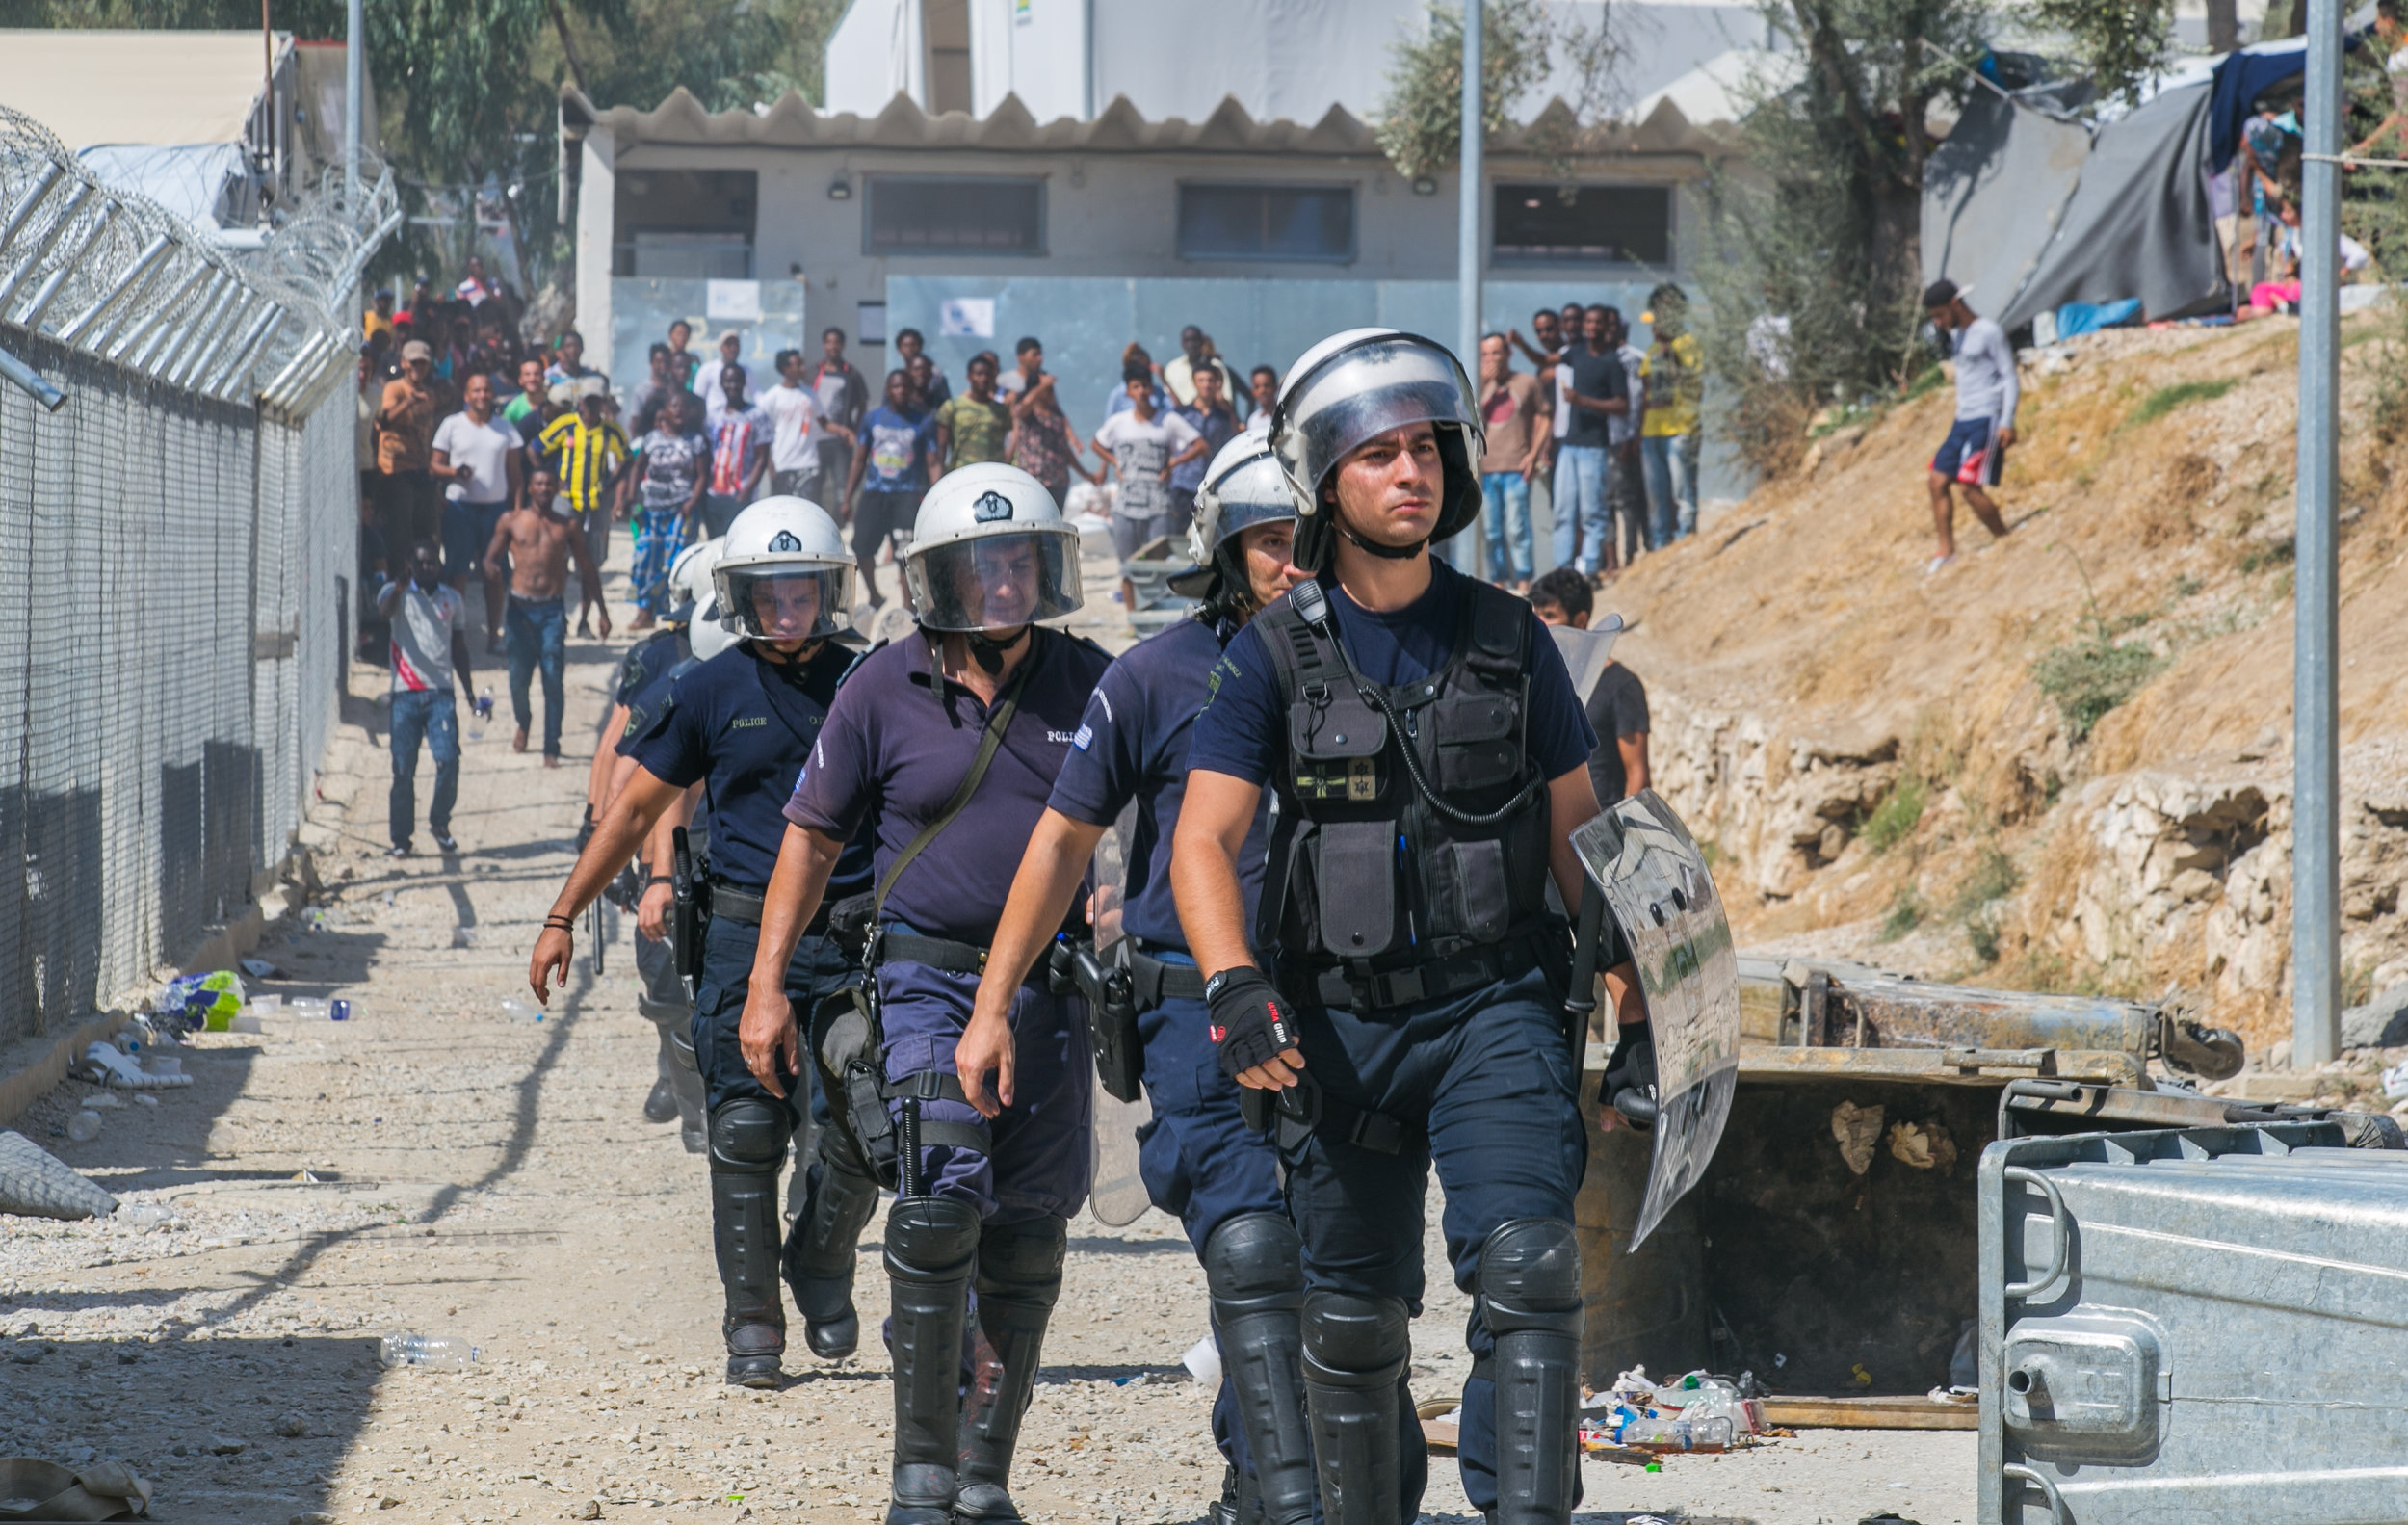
[2293,0,2342,1068]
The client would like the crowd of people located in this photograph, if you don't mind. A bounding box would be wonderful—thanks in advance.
[357,250,1690,1525]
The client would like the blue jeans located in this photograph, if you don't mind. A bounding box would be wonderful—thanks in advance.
[387,688,458,849]
[1550,445,1609,574]
[505,594,566,757]
[1641,432,1701,547]
[1479,472,1533,583]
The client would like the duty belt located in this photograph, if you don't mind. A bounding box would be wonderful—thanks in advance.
[1311,933,1546,1012]
[1125,940,1206,1008]
[707,881,833,936]
[878,929,1049,986]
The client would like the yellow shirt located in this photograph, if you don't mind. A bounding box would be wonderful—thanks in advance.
[1640,331,1702,438]
[363,310,394,344]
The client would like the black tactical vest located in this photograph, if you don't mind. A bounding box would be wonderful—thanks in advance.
[1255,577,1554,996]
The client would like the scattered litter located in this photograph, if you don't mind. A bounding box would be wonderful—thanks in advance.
[133,1094,158,1109]
[82,1091,125,1111]
[0,1130,118,1220]
[1832,1101,1885,1174]
[285,998,329,1019]
[153,971,246,1031]
[1925,1386,1979,1404]
[249,994,284,1015]
[0,1457,153,1519]
[114,1204,178,1229]
[1851,1362,1875,1388]
[1886,1119,1957,1172]
[238,958,286,981]
[1181,1333,1220,1388]
[2383,1061,2408,1101]
[380,1333,478,1371]
[65,1112,103,1143]
[78,1044,193,1091]
[501,999,543,1024]
[231,1013,263,1035]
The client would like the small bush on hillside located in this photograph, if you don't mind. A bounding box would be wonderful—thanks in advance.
[2033,632,2161,741]
[1877,886,1925,943]
[2125,378,2238,429]
[1861,776,1927,855]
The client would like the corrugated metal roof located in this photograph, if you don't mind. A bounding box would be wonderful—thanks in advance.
[0,30,284,149]
[562,86,1741,161]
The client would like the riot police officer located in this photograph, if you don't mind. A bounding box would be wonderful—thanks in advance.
[1170,329,1652,1525]
[605,539,721,1145]
[955,434,1317,1525]
[528,498,884,1388]
[743,463,1111,1525]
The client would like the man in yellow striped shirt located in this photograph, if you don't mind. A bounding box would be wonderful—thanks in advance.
[539,390,630,636]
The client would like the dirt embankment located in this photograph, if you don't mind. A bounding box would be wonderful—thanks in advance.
[1605,316,2408,1060]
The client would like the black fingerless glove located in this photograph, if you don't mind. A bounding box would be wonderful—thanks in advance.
[1602,1023,1659,1130]
[1205,966,1299,1081]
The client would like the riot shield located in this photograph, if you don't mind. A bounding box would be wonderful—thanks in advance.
[1086,803,1154,1227]
[1572,790,1740,1250]
[1547,612,1625,702]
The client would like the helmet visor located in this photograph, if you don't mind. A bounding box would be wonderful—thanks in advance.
[904,530,1083,633]
[719,565,855,643]
[1276,334,1479,502]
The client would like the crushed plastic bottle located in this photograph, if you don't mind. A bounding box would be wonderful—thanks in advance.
[502,999,543,1024]
[1618,1413,1733,1451]
[66,1111,103,1142]
[380,1333,479,1371]
[285,997,329,1019]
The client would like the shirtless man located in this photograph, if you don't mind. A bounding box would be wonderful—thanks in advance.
[483,467,612,765]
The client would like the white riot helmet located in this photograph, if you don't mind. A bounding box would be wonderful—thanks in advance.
[676,539,737,660]
[666,539,716,626]
[710,497,856,646]
[902,462,1084,635]
[1169,433,1296,603]
[1269,328,1483,572]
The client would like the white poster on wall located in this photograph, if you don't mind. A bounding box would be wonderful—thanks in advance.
[939,298,996,338]
[706,279,763,322]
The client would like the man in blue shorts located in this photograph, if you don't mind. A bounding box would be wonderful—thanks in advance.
[1923,279,2016,574]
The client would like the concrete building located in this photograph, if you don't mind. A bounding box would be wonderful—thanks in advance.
[562,0,1771,426]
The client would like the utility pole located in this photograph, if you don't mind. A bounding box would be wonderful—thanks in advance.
[1453,0,1483,569]
[2293,0,2341,1068]
[345,0,363,203]
[1458,0,1483,372]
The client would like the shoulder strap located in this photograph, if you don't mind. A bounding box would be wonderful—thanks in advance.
[870,640,1034,919]
[1463,579,1529,684]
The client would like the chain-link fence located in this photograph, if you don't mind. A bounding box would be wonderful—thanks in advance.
[0,107,394,1044]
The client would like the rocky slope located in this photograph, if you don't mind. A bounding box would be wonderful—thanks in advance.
[1605,315,2408,1064]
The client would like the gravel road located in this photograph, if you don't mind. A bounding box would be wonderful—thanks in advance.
[0,539,1974,1524]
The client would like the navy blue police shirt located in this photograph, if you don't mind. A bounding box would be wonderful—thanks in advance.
[629,641,873,901]
[612,627,689,758]
[1188,558,1597,789]
[785,627,1112,945]
[1047,615,1270,952]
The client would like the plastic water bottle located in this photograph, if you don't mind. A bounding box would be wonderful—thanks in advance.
[1618,1413,1733,1451]
[502,999,543,1023]
[380,1333,478,1371]
[471,686,494,740]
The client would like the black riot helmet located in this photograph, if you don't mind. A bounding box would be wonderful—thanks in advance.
[1267,328,1484,573]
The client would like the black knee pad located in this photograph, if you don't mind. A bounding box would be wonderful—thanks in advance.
[1302,1292,1411,1385]
[708,1098,789,1175]
[1203,1213,1304,1305]
[1477,1218,1582,1332]
[976,1216,1067,1302]
[885,1196,982,1281]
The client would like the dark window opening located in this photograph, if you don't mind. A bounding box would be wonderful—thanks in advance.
[866,175,1044,254]
[924,0,972,115]
[614,169,756,277]
[1178,184,1355,262]
[1492,183,1670,266]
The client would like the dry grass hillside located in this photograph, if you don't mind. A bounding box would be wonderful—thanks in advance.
[1603,313,2408,1061]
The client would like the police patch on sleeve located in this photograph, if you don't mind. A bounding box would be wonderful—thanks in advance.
[1072,723,1093,750]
